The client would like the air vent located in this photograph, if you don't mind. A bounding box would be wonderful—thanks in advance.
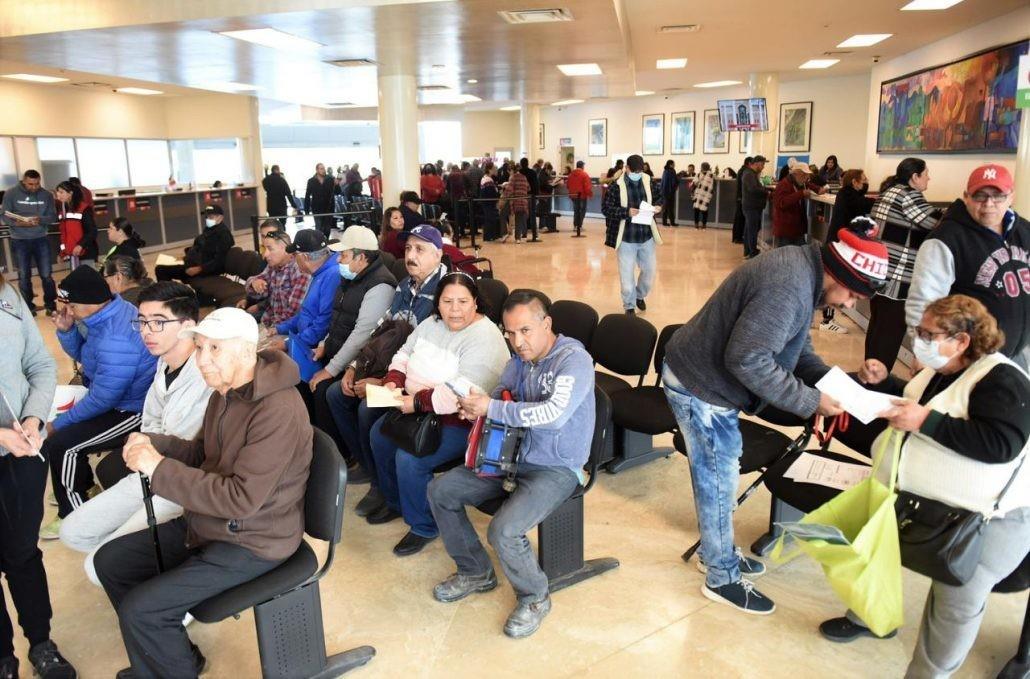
[417,84,450,91]
[498,8,574,24]
[325,102,357,107]
[823,50,854,56]
[325,59,377,68]
[659,24,700,33]
[71,81,114,89]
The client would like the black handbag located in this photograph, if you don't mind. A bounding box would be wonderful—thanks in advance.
[380,410,442,458]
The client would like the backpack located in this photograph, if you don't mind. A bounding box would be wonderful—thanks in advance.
[354,319,415,381]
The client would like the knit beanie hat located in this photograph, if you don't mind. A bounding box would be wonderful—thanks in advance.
[821,218,889,297]
[58,265,114,304]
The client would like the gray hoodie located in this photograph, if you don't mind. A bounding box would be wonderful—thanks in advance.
[486,335,595,472]
[1,182,56,239]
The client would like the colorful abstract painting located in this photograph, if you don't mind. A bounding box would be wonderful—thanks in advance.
[877,40,1027,154]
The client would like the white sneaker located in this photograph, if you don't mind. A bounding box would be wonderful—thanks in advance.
[819,321,849,334]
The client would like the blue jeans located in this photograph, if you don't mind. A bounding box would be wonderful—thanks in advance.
[369,419,468,538]
[743,208,763,257]
[325,388,389,486]
[662,364,744,588]
[617,238,656,310]
[10,237,57,311]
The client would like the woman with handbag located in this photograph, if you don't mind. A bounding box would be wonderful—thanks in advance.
[819,295,1030,678]
[367,273,509,557]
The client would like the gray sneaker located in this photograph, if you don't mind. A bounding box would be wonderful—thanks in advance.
[697,547,766,577]
[503,595,552,639]
[432,571,498,603]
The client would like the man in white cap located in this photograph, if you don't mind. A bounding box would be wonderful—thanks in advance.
[93,307,312,679]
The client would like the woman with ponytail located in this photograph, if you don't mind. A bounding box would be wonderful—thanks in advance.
[103,217,146,262]
[54,180,98,269]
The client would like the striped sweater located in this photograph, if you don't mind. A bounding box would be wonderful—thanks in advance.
[870,184,941,299]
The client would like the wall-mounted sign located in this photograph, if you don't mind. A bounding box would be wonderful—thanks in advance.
[559,137,572,146]
[127,198,152,212]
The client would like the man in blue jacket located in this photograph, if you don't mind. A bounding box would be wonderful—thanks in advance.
[429,290,595,639]
[42,266,156,539]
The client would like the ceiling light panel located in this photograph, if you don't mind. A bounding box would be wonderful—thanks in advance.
[498,9,574,24]
[117,87,163,95]
[557,63,602,76]
[656,58,688,69]
[635,90,654,96]
[799,59,840,69]
[836,33,892,48]
[901,0,964,9]
[694,80,742,88]
[551,99,584,106]
[218,28,323,51]
[500,105,522,111]
[2,73,68,83]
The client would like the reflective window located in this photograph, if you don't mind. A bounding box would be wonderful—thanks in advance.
[75,138,129,188]
[192,138,242,185]
[126,139,171,187]
[0,137,16,189]
[418,121,461,166]
[37,137,78,184]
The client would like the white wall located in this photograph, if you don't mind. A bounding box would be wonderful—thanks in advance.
[863,7,1029,201]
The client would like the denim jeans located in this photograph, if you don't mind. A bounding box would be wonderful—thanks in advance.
[572,198,587,229]
[325,388,389,486]
[743,208,763,257]
[428,464,578,601]
[369,419,468,538]
[662,364,744,588]
[617,238,656,310]
[10,237,57,312]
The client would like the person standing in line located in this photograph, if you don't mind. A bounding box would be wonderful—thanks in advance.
[602,154,663,314]
[501,168,530,244]
[731,157,753,244]
[739,156,769,259]
[518,158,540,239]
[54,180,98,270]
[367,167,383,205]
[771,163,814,247]
[261,165,293,223]
[819,169,875,335]
[304,163,335,237]
[660,160,680,227]
[1,170,58,316]
[692,163,716,230]
[566,161,594,235]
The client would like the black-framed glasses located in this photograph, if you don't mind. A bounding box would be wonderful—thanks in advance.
[969,192,1010,205]
[909,326,954,342]
[132,318,186,332]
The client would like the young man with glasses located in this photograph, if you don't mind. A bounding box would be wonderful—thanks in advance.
[907,164,1029,371]
[59,282,213,584]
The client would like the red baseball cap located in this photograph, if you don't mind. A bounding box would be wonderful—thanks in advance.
[966,164,1013,194]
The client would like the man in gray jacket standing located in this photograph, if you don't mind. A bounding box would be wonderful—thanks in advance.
[662,227,889,615]
[2,170,57,315]
[428,290,595,639]
[739,156,768,259]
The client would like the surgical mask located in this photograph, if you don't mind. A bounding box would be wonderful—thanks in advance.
[338,261,357,280]
[204,218,217,228]
[627,171,643,182]
[912,336,951,370]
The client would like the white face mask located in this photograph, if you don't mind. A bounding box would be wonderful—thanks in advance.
[205,218,217,228]
[912,336,951,370]
[627,171,643,182]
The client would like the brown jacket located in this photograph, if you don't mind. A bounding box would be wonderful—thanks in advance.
[149,350,312,561]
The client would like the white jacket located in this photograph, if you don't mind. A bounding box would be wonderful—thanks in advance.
[141,353,212,439]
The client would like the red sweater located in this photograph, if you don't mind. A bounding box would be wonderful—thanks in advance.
[420,174,445,204]
[772,177,808,239]
[566,168,593,199]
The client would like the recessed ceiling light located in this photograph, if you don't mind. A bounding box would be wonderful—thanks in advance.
[635,90,654,96]
[116,87,163,95]
[656,58,688,69]
[694,80,742,88]
[467,79,478,84]
[2,73,68,83]
[500,105,522,111]
[557,63,602,77]
[799,59,840,69]
[901,0,964,9]
[461,94,482,103]
[203,81,259,92]
[218,28,323,51]
[836,33,893,48]
[551,99,584,106]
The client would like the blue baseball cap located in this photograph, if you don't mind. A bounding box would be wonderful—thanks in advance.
[397,224,443,249]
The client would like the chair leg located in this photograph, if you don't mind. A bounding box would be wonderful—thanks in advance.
[253,581,375,679]
[539,496,620,594]
[750,496,805,557]
[997,595,1030,679]
[606,428,674,474]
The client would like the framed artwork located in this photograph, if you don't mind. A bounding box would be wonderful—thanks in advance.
[670,111,695,155]
[738,130,752,154]
[877,39,1027,153]
[538,123,545,150]
[702,109,728,154]
[641,113,664,155]
[779,101,813,153]
[588,118,607,157]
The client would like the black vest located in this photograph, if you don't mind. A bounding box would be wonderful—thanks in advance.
[323,256,397,361]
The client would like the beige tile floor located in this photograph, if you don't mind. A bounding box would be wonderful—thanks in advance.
[12,216,1024,678]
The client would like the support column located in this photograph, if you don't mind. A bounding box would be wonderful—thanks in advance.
[378,73,420,205]
[748,72,780,176]
[243,95,266,216]
[519,104,540,161]
[1014,111,1029,216]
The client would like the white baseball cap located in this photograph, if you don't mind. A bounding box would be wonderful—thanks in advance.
[329,226,379,252]
[178,307,259,344]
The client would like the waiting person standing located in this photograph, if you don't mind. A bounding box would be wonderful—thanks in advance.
[739,156,769,259]
[420,164,446,207]
[447,164,467,237]
[479,164,502,241]
[500,168,530,244]
[518,158,540,238]
[261,165,293,222]
[662,227,889,614]
[602,154,663,314]
[731,157,753,244]
[567,161,594,235]
[367,167,383,204]
[154,205,233,286]
[304,163,335,236]
[102,217,145,263]
[772,163,814,247]
[692,162,715,230]
[818,170,876,335]
[2,170,57,316]
[240,229,310,328]
[867,157,942,370]
[54,180,98,270]
[660,160,680,226]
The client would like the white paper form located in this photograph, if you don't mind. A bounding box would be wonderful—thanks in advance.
[631,201,656,225]
[155,253,185,267]
[815,366,895,425]
[783,451,871,490]
[366,384,404,408]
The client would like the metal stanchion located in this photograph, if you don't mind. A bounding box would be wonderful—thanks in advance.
[528,193,541,243]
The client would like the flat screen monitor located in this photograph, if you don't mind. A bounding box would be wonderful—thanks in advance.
[717,98,769,132]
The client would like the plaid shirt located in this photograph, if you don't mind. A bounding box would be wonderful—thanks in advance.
[871,184,941,299]
[503,171,530,214]
[246,259,311,327]
[602,176,661,246]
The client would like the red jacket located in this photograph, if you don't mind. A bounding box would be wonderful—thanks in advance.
[58,200,98,260]
[442,243,482,276]
[566,168,593,199]
[772,177,808,239]
[420,174,445,204]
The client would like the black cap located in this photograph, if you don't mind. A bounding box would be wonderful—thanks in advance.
[752,155,768,163]
[286,228,328,254]
[399,190,422,205]
[201,204,224,216]
[58,265,113,304]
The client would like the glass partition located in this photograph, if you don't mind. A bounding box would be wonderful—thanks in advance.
[37,137,78,185]
[75,138,129,189]
[0,137,16,190]
[127,139,172,187]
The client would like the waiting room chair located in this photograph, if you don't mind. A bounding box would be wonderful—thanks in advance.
[589,314,657,397]
[189,429,375,679]
[549,300,599,350]
[476,278,509,326]
[190,246,264,307]
[379,251,410,283]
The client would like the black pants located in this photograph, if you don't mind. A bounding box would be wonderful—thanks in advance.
[155,264,189,283]
[95,518,282,678]
[44,410,141,518]
[572,198,587,230]
[731,202,745,243]
[0,455,52,658]
[314,214,334,238]
[693,207,708,227]
[865,295,909,371]
[662,193,677,225]
[312,378,349,462]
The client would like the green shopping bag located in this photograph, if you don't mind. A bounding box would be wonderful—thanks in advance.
[771,430,904,636]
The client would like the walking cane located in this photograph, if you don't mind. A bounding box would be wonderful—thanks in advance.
[139,473,165,573]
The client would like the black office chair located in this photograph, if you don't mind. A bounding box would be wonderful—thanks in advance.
[475,386,619,591]
[189,429,375,678]
[998,552,1030,679]
[589,314,657,397]
[476,278,509,325]
[550,300,599,350]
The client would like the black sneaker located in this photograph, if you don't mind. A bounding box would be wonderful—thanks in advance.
[636,298,646,311]
[0,655,18,679]
[346,463,372,485]
[503,595,552,638]
[433,570,498,603]
[365,504,401,525]
[28,640,76,679]
[696,548,766,577]
[701,579,775,615]
[624,308,635,315]
[819,617,897,643]
[392,531,435,557]
[354,487,385,517]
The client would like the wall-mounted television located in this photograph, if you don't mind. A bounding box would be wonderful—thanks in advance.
[717,98,769,132]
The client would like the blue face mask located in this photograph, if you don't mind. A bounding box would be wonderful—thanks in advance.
[627,171,643,182]
[338,261,357,280]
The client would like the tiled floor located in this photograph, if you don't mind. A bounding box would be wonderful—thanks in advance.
[14,216,1024,678]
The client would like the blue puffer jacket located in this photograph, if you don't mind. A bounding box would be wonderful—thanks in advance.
[55,295,157,429]
[276,255,341,381]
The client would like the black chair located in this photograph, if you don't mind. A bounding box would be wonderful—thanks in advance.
[476,278,509,325]
[475,386,619,591]
[606,324,681,473]
[998,552,1030,679]
[589,313,657,397]
[190,429,375,678]
[550,300,599,350]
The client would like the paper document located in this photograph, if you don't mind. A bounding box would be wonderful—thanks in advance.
[776,521,851,545]
[155,253,185,267]
[631,201,656,225]
[0,391,45,461]
[4,211,33,223]
[784,451,871,491]
[366,384,404,408]
[815,366,895,425]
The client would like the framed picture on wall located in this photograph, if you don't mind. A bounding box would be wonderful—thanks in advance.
[670,111,695,155]
[779,101,813,153]
[738,130,752,154]
[588,118,607,157]
[703,109,728,154]
[642,113,664,155]
[538,123,545,150]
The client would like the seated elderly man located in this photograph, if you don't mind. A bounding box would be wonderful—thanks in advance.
[93,307,312,678]
[240,223,310,327]
[428,290,595,639]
